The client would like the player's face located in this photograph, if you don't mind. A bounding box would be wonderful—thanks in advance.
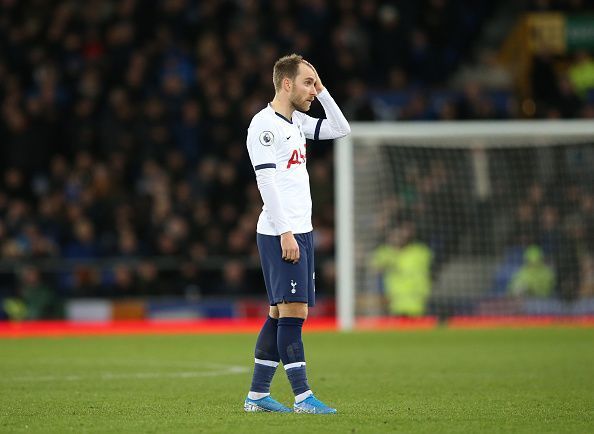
[289,63,317,112]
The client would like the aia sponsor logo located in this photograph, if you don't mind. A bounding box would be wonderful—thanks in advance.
[287,145,307,168]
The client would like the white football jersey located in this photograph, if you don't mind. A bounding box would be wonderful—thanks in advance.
[246,89,350,236]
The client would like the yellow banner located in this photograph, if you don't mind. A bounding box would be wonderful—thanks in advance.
[527,13,566,54]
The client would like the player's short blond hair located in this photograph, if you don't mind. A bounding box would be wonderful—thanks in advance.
[273,54,303,92]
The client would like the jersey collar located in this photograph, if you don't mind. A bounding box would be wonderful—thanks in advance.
[268,103,293,124]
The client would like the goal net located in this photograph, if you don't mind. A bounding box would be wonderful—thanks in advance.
[335,121,594,330]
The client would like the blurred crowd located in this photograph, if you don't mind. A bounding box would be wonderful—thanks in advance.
[370,147,594,307]
[1,0,594,318]
[501,180,594,299]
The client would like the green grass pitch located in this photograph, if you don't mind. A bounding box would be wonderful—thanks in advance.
[1,328,593,433]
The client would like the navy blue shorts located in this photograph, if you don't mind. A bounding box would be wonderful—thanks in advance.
[257,231,315,307]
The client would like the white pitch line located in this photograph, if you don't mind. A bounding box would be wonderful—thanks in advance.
[3,365,249,383]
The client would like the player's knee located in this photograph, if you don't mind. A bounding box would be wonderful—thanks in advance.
[278,302,307,320]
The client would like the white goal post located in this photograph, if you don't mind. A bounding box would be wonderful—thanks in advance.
[335,120,594,331]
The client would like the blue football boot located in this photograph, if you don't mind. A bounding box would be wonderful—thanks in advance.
[293,395,337,414]
[244,395,292,413]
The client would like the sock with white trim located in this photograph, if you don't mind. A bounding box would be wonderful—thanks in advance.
[248,316,279,398]
[277,317,312,401]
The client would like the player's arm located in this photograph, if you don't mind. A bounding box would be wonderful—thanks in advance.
[247,125,300,263]
[299,61,351,140]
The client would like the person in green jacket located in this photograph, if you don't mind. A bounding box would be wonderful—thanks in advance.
[568,51,594,99]
[508,245,555,297]
[2,266,62,320]
[371,222,433,316]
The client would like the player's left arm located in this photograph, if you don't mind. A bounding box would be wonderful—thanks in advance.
[298,61,351,140]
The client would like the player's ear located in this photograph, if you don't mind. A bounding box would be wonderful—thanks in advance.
[283,77,291,92]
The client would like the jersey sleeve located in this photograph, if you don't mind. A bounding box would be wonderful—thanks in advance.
[246,117,292,234]
[295,88,351,140]
[246,119,278,170]
[296,111,325,141]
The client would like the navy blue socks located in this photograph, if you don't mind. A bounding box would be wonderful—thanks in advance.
[277,317,311,401]
[249,316,280,397]
[248,315,312,403]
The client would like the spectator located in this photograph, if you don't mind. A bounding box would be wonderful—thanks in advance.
[108,264,137,299]
[63,218,100,259]
[136,260,163,296]
[217,261,250,295]
[568,51,594,99]
[6,266,62,320]
[371,222,433,317]
[508,245,555,297]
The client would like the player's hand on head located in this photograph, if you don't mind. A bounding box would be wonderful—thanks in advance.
[280,232,300,264]
[303,60,324,93]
